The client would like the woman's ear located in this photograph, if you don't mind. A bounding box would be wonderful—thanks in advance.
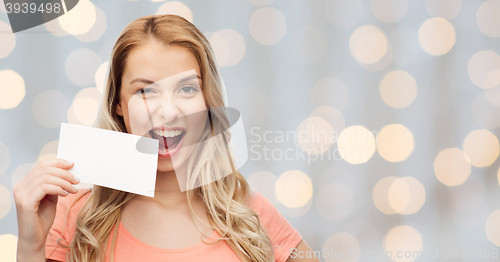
[116,101,123,116]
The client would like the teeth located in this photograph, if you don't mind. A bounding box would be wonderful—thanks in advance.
[152,129,183,138]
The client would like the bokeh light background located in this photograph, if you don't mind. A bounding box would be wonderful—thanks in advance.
[1,0,500,261]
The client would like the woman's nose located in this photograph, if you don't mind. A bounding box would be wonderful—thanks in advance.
[158,97,180,123]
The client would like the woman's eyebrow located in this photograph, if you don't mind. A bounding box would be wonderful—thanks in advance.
[178,74,202,84]
[130,78,157,86]
[129,74,202,86]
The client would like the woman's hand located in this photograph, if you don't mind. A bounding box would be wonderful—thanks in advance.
[13,158,80,259]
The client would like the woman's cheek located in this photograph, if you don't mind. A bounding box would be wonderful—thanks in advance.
[127,98,154,136]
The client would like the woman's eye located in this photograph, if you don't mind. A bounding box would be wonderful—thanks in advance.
[179,86,198,94]
[135,88,154,95]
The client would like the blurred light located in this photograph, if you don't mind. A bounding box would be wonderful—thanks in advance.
[373,176,425,215]
[38,140,59,163]
[498,167,500,186]
[0,142,10,173]
[322,232,360,262]
[467,50,500,89]
[33,90,70,129]
[65,48,102,87]
[44,16,69,36]
[249,7,287,45]
[359,40,393,72]
[463,129,499,168]
[0,69,25,109]
[380,70,417,108]
[275,170,313,208]
[248,0,274,6]
[74,6,107,42]
[58,0,96,35]
[10,163,34,189]
[486,210,500,246]
[434,148,471,186]
[399,177,426,215]
[0,184,11,219]
[373,176,399,214]
[349,25,388,64]
[418,17,456,56]
[311,77,349,111]
[209,29,246,67]
[247,171,278,204]
[383,226,423,262]
[388,178,410,213]
[309,106,345,141]
[316,183,353,221]
[156,1,193,23]
[425,0,462,20]
[484,68,500,89]
[477,0,500,38]
[376,124,414,162]
[297,117,333,155]
[325,0,363,29]
[68,87,101,126]
[371,0,409,23]
[338,125,376,164]
[95,61,109,93]
[0,234,17,262]
[290,26,328,64]
[472,92,500,129]
[208,32,229,67]
[0,21,15,59]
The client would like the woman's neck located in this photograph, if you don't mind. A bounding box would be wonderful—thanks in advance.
[133,170,189,210]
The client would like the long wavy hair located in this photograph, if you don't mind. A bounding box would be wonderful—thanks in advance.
[52,14,273,262]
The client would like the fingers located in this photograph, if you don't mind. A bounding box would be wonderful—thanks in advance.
[42,158,75,170]
[28,184,70,210]
[42,172,79,194]
[13,159,80,211]
[45,166,80,185]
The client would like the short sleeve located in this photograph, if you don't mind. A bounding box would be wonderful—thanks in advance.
[45,189,91,261]
[248,189,303,262]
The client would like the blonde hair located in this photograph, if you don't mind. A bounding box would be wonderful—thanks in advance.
[52,15,273,262]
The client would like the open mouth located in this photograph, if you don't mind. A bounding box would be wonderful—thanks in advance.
[149,128,186,157]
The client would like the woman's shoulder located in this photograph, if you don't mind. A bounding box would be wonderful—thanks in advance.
[245,188,287,227]
[245,188,303,262]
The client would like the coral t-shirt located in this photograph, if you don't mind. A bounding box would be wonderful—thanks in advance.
[45,188,302,262]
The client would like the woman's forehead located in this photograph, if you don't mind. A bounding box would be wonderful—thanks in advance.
[123,43,201,81]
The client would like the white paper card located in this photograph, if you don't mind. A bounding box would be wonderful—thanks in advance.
[57,123,159,197]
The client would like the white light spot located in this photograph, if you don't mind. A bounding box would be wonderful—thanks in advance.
[249,7,287,45]
[0,70,25,109]
[156,1,193,23]
[59,0,97,35]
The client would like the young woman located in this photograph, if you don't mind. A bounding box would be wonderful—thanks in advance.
[14,15,317,262]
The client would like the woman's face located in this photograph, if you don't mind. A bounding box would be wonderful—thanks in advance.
[116,41,208,173]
